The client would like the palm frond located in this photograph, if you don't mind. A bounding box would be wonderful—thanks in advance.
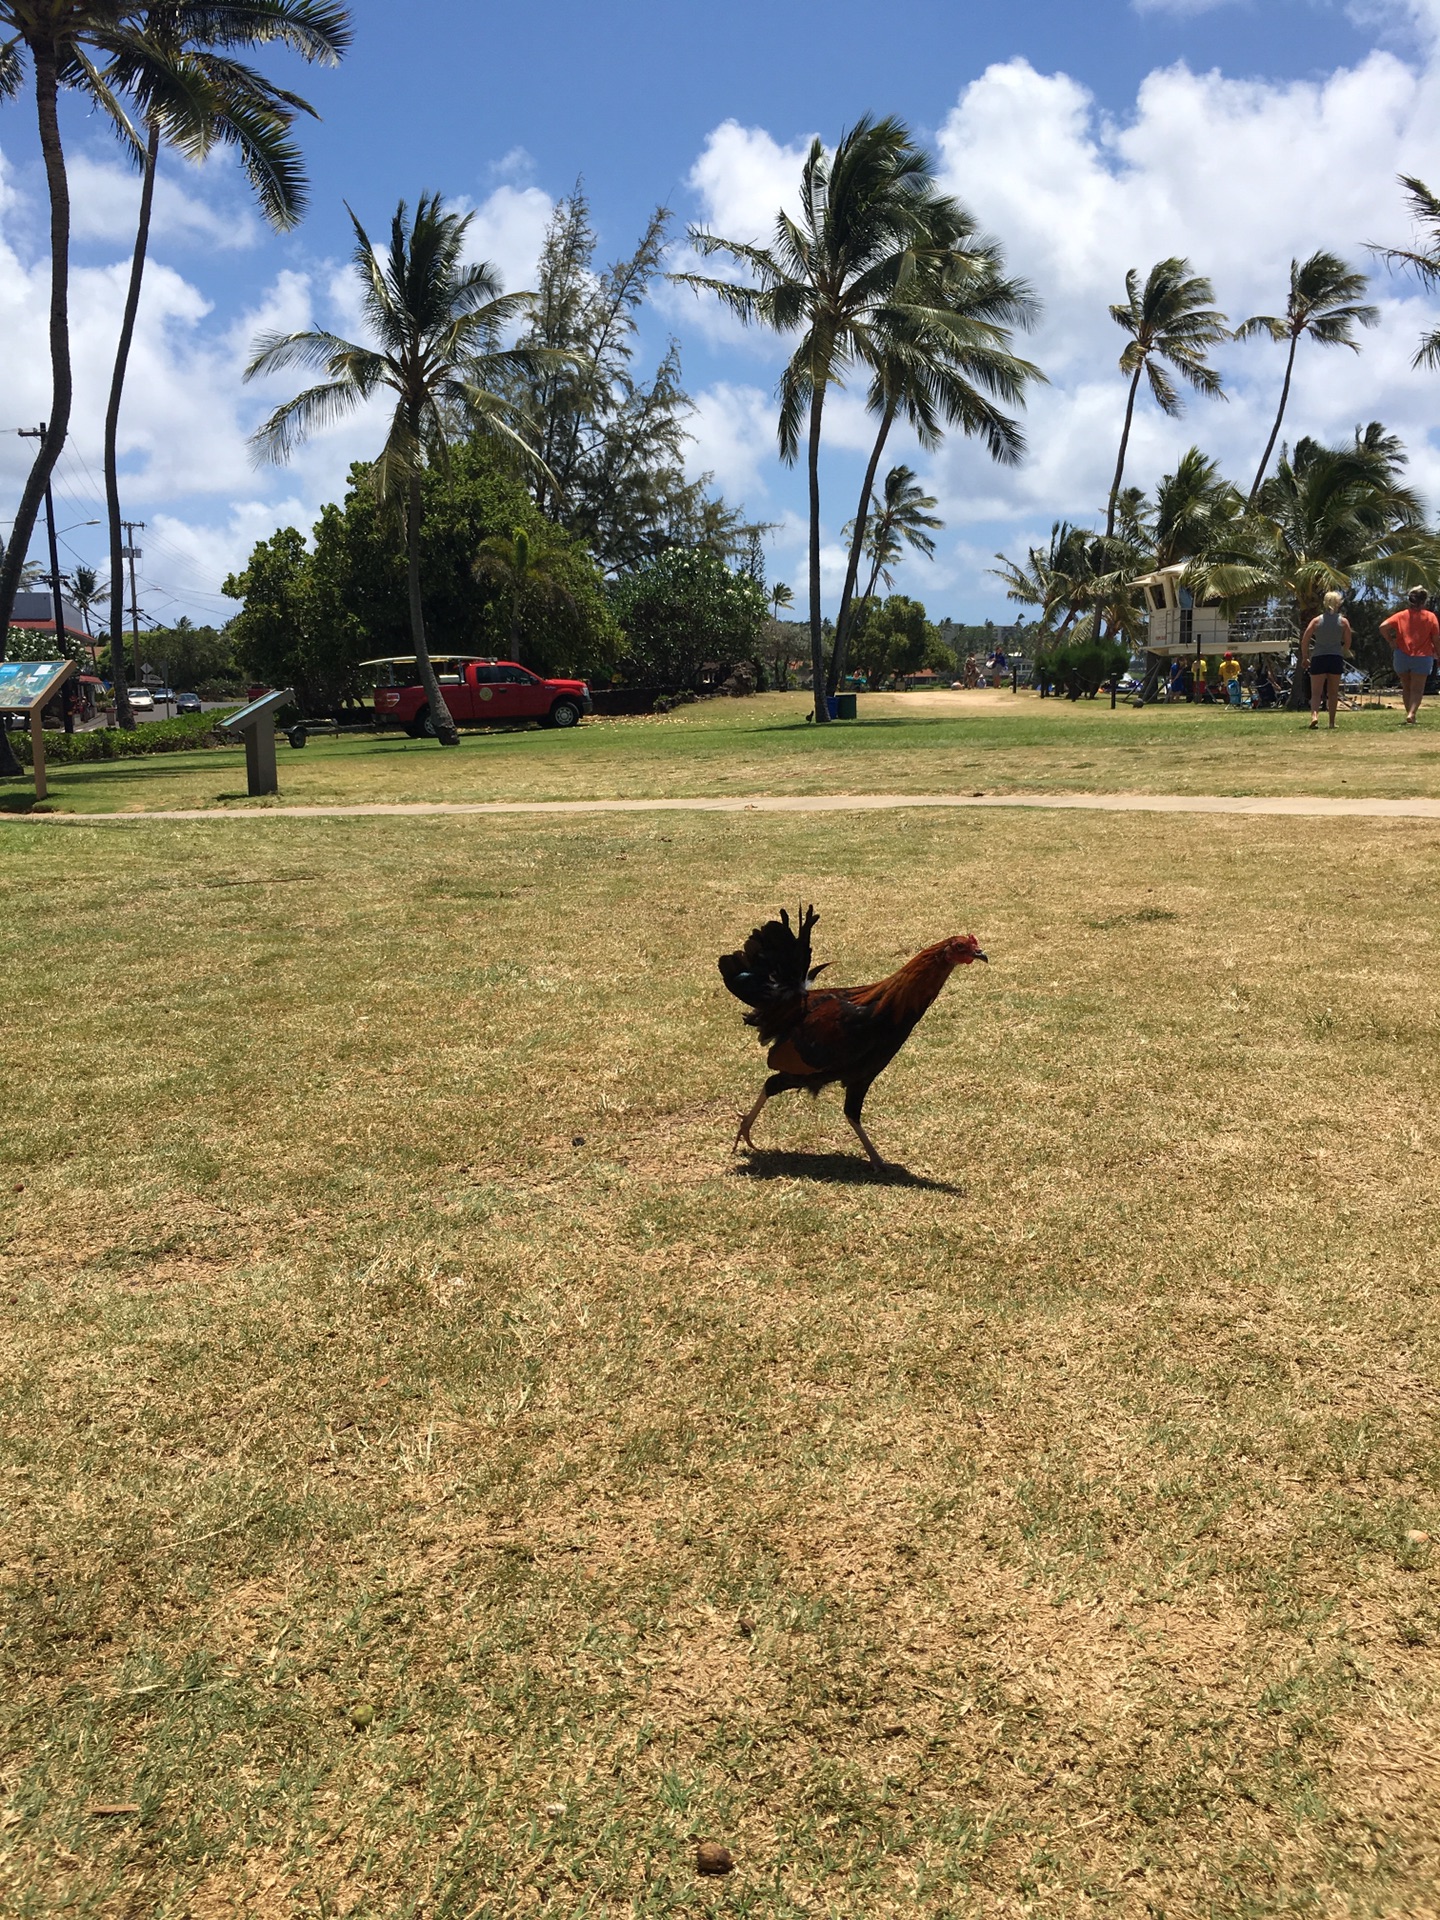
[172,1,353,64]
[245,327,387,385]
[0,33,24,101]
[1234,314,1288,343]
[1368,175,1440,290]
[66,46,144,164]
[248,376,368,463]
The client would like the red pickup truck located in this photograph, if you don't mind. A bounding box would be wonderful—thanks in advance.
[367,656,593,736]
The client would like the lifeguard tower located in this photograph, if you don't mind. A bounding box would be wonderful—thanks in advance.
[1130,565,1290,664]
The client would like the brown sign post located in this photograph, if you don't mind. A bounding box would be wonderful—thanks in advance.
[0,659,77,801]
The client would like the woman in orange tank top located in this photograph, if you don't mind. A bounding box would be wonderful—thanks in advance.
[1381,587,1440,726]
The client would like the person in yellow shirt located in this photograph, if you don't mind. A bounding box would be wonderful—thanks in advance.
[1218,650,1241,689]
[1193,655,1208,702]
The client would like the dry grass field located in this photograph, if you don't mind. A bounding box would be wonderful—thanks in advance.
[2,804,1439,1917]
[9,690,1440,816]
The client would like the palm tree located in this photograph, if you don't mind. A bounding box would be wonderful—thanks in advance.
[1101,451,1239,701]
[63,562,106,662]
[1369,175,1440,367]
[1105,258,1230,539]
[1236,252,1377,499]
[992,522,1108,639]
[0,1,136,771]
[472,526,575,664]
[762,580,794,691]
[246,194,544,745]
[1147,447,1244,571]
[676,115,945,722]
[826,245,1041,695]
[849,465,943,605]
[99,1,350,728]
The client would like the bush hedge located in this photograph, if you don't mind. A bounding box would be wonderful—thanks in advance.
[9,709,238,766]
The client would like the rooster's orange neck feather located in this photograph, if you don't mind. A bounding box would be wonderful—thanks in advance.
[850,940,958,1021]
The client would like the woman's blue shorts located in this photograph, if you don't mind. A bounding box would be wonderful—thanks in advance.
[1396,650,1435,677]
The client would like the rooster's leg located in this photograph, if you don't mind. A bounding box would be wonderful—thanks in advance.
[843,1082,894,1171]
[734,1086,770,1153]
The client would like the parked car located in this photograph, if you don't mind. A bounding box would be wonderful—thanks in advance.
[150,686,175,704]
[174,691,203,713]
[366,656,594,735]
[126,686,154,712]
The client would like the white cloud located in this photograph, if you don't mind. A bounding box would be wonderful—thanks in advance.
[16,26,1440,626]
[895,49,1440,603]
[0,150,382,613]
[489,146,536,184]
[676,44,1440,614]
[1347,0,1440,41]
[68,149,259,252]
[657,122,819,354]
[685,382,776,497]
[461,182,554,295]
[687,119,813,245]
[0,156,559,621]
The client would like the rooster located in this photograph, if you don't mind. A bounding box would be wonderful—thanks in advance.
[718,906,987,1170]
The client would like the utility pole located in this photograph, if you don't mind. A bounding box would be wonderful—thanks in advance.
[121,520,145,685]
[18,424,66,658]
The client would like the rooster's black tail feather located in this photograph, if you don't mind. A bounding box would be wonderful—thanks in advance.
[718,904,823,1021]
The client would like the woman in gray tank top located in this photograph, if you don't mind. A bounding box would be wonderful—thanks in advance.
[1300,590,1352,730]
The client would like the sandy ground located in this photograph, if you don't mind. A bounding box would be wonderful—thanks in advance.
[11,788,1440,824]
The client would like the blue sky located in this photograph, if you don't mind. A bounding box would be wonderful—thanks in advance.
[3,0,1440,630]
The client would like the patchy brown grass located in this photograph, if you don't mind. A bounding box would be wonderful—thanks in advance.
[1,808,1438,1917]
[11,688,1440,816]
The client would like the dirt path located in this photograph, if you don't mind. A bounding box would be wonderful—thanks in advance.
[10,790,1440,825]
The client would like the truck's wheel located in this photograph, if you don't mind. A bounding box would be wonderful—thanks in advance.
[407,708,437,739]
[548,699,582,729]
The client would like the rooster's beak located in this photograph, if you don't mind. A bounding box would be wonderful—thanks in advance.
[974,949,989,964]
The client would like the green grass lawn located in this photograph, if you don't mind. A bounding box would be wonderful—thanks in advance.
[7,689,1440,814]
[2,805,1438,1916]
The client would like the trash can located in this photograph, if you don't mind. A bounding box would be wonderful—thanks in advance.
[835,692,857,720]
[825,695,839,720]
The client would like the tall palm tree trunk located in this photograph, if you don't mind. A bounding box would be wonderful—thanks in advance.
[1249,331,1299,502]
[1285,599,1314,712]
[406,471,457,745]
[103,120,161,734]
[806,386,830,723]
[860,546,888,609]
[0,42,72,777]
[1105,363,1144,540]
[827,404,894,698]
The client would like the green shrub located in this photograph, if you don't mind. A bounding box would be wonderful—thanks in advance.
[1034,634,1129,699]
[11,709,238,767]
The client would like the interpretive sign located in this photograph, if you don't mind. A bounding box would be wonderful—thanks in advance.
[0,660,74,711]
[0,658,76,800]
[220,686,294,796]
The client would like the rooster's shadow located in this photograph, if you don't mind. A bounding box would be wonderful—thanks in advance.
[730,1149,965,1195]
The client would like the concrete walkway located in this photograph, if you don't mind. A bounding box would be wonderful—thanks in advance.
[8,790,1440,824]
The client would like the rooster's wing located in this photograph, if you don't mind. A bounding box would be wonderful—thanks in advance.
[766,988,905,1082]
